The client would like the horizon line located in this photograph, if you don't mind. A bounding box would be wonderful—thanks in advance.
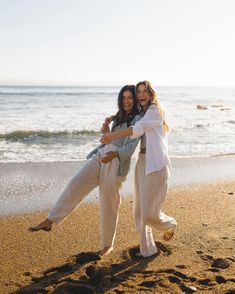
[0,83,235,89]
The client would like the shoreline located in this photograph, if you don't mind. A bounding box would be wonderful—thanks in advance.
[1,154,235,217]
[0,180,234,293]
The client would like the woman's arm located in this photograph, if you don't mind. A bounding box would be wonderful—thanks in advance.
[100,151,119,163]
[100,127,133,144]
[131,105,163,138]
[100,115,142,163]
[100,135,140,164]
[100,106,163,144]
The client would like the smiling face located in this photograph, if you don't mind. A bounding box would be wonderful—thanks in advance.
[122,90,134,114]
[136,84,152,111]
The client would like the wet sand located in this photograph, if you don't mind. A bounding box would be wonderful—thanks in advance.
[1,155,235,216]
[0,181,235,293]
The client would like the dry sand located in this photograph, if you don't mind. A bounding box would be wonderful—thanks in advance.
[0,181,235,293]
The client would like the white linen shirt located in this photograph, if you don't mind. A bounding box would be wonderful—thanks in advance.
[131,104,172,176]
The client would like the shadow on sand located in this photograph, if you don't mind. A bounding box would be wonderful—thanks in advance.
[14,242,172,293]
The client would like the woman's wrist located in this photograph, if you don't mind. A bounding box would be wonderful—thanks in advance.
[110,132,118,140]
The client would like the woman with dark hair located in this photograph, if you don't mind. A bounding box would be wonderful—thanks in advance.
[30,85,142,256]
[101,81,177,257]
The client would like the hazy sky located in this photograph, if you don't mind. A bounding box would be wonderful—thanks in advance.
[0,0,235,86]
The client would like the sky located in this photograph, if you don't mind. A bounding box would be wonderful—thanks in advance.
[0,0,235,87]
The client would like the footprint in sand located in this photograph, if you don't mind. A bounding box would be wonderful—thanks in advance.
[166,273,198,293]
[207,267,220,272]
[196,250,204,254]
[198,278,215,286]
[215,275,227,284]
[139,280,159,288]
[176,264,187,269]
[157,268,196,282]
[200,254,214,262]
[211,258,231,269]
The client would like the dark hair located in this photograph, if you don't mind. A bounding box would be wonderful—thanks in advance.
[112,85,139,130]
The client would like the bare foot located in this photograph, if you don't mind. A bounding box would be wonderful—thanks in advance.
[163,229,174,241]
[98,246,114,256]
[29,218,53,232]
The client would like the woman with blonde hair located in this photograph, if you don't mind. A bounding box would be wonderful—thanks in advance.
[101,80,177,257]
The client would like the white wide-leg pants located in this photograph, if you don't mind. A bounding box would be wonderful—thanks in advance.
[48,144,125,248]
[134,153,177,257]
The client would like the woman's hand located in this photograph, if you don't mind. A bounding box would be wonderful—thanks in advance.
[100,151,118,164]
[101,128,132,144]
[100,116,113,134]
[101,123,110,134]
[104,116,114,125]
[100,133,115,144]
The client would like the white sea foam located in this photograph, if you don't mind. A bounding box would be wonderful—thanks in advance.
[0,86,234,162]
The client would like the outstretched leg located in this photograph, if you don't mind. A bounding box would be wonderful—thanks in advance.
[30,155,100,231]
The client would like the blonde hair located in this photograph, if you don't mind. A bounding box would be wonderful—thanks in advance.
[136,80,170,133]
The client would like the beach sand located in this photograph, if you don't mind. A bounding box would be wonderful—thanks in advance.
[0,181,235,293]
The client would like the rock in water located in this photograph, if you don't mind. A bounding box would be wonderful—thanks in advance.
[196,105,208,110]
[220,107,231,111]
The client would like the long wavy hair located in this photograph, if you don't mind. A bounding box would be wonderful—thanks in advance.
[136,80,170,133]
[112,85,139,130]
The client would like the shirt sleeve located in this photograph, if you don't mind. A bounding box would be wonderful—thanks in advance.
[117,137,140,163]
[131,105,163,138]
[116,114,142,162]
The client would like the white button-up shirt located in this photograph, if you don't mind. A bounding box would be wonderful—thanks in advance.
[131,104,172,176]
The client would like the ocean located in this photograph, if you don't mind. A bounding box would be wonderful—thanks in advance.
[0,86,234,162]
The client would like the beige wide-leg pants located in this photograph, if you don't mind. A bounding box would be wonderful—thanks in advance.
[134,153,177,257]
[48,144,125,248]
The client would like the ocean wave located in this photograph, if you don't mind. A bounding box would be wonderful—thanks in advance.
[0,91,117,96]
[171,153,235,159]
[0,130,100,141]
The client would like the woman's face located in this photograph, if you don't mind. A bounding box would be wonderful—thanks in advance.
[137,84,152,110]
[122,90,134,113]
